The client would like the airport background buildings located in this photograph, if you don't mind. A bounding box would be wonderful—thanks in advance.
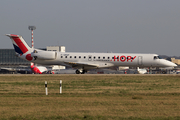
[0,49,29,66]
[171,58,180,65]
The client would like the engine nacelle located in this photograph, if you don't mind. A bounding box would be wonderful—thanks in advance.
[31,50,56,60]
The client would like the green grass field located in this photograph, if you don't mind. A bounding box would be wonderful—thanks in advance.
[0,74,180,120]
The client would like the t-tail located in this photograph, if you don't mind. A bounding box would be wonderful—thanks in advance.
[6,34,34,61]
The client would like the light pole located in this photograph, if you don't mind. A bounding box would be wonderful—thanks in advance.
[28,26,36,48]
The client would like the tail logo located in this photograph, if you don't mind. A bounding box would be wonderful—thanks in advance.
[10,34,28,55]
[26,54,33,61]
[13,44,24,55]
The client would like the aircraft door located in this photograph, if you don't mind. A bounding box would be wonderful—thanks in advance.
[55,52,57,59]
[138,56,143,66]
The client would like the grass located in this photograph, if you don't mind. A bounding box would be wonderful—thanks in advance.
[0,74,180,120]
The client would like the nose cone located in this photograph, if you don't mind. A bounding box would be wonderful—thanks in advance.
[161,59,177,67]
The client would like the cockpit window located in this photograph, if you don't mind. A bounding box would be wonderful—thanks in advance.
[158,56,162,59]
[33,50,38,53]
[154,56,162,59]
[154,56,158,59]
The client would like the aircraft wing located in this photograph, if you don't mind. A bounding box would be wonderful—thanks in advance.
[0,67,32,73]
[64,62,99,69]
[0,67,16,71]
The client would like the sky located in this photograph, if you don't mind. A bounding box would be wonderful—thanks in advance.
[1,0,180,56]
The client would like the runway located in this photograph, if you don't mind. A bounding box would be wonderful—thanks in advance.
[0,73,179,76]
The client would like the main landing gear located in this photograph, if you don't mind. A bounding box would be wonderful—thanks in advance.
[75,69,87,74]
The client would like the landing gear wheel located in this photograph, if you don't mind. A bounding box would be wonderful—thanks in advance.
[81,70,86,74]
[76,70,80,74]
[76,69,86,74]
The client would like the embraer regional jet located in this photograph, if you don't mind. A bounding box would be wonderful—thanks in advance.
[6,34,177,74]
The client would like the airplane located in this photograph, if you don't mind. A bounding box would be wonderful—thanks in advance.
[30,62,48,74]
[0,67,24,74]
[6,34,177,74]
[137,67,147,74]
[0,64,48,74]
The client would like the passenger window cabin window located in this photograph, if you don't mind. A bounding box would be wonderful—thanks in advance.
[103,57,105,59]
[108,57,110,59]
[79,56,81,58]
[84,56,86,59]
[98,57,100,59]
[65,56,67,58]
[70,56,72,58]
[112,57,114,59]
[61,56,63,58]
[94,56,96,59]
[74,56,76,58]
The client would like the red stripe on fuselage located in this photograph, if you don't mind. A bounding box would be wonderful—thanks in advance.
[11,36,28,53]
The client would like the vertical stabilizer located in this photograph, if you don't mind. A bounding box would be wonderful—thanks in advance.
[6,34,34,61]
[6,34,32,55]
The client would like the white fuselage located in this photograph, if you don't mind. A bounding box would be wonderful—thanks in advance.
[30,51,176,69]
